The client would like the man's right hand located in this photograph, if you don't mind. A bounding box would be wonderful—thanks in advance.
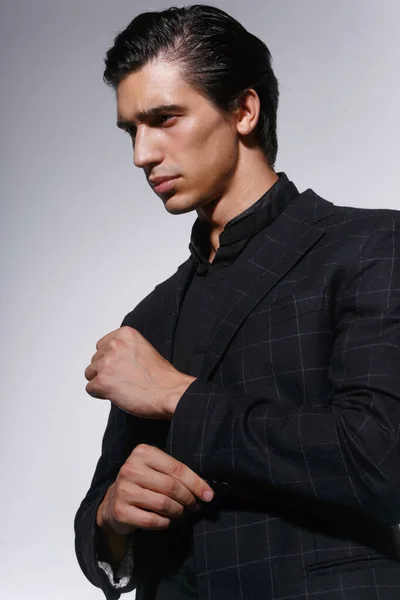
[96,444,215,535]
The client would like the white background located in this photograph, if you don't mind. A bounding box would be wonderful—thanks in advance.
[1,1,399,598]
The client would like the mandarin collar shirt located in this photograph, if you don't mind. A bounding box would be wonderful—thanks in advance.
[173,173,298,378]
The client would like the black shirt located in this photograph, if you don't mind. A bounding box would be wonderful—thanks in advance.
[146,173,298,599]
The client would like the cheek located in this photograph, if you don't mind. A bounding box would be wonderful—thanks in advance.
[183,125,237,185]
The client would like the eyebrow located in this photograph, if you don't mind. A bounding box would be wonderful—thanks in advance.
[117,104,186,129]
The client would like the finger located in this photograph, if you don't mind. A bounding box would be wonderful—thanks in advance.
[84,361,99,381]
[123,463,198,509]
[96,328,123,351]
[90,350,104,363]
[114,504,171,531]
[126,485,190,518]
[134,445,214,503]
[85,379,107,399]
[84,351,103,381]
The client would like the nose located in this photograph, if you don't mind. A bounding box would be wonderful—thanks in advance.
[133,127,163,169]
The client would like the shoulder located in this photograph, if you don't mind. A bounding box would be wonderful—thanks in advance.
[306,190,400,249]
[325,205,400,265]
[300,196,400,306]
[329,203,400,233]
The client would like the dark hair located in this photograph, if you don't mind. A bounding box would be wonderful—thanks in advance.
[103,4,279,166]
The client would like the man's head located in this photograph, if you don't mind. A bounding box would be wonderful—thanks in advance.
[103,5,279,216]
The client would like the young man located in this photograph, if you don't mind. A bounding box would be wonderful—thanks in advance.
[74,5,400,600]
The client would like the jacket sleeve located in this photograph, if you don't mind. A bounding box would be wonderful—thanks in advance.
[74,402,138,599]
[73,275,179,598]
[167,217,400,525]
[98,537,134,589]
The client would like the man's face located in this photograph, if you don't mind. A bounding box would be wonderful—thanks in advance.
[116,59,239,215]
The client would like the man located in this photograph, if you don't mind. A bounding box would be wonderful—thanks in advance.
[74,5,400,600]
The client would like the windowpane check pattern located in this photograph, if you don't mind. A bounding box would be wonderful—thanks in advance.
[75,188,400,600]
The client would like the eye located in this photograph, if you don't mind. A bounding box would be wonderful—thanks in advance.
[152,114,176,128]
[123,115,176,140]
[156,114,174,124]
[125,125,137,139]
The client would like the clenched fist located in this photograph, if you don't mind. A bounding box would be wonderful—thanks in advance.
[84,326,196,419]
[97,444,214,535]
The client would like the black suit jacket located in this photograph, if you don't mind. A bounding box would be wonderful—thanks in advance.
[75,187,400,600]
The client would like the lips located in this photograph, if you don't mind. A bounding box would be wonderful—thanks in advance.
[151,176,180,194]
[150,176,179,187]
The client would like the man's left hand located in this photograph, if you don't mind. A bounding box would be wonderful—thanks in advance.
[84,326,196,419]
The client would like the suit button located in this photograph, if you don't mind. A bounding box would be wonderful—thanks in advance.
[206,480,232,497]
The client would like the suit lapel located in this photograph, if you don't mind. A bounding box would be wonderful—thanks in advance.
[200,190,334,380]
[124,257,194,362]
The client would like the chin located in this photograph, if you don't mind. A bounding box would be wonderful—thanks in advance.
[162,192,200,215]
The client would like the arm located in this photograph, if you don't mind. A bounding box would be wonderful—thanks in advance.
[75,274,212,597]
[96,517,130,570]
[74,282,170,597]
[95,494,133,590]
[74,402,138,598]
[97,528,134,590]
[167,218,400,524]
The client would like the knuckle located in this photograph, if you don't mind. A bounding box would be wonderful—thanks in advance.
[95,374,109,395]
[108,338,120,351]
[112,503,126,523]
[122,325,136,339]
[157,495,172,512]
[164,478,179,498]
[119,462,133,479]
[174,503,184,516]
[140,512,160,529]
[101,356,113,371]
[116,477,131,497]
[133,443,151,457]
[170,461,184,479]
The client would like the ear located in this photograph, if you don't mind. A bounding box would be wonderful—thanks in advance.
[235,89,261,137]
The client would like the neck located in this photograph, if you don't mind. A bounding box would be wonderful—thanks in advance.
[196,154,279,258]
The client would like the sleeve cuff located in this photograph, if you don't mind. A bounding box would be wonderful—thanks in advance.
[97,536,134,589]
[167,378,225,471]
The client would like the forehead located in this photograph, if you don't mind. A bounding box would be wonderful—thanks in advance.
[116,59,197,119]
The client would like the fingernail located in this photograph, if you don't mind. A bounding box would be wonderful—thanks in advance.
[202,491,214,502]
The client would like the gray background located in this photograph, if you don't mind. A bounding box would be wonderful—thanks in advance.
[1,1,399,598]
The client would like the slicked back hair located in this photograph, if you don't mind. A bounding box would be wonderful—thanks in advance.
[104,5,279,166]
